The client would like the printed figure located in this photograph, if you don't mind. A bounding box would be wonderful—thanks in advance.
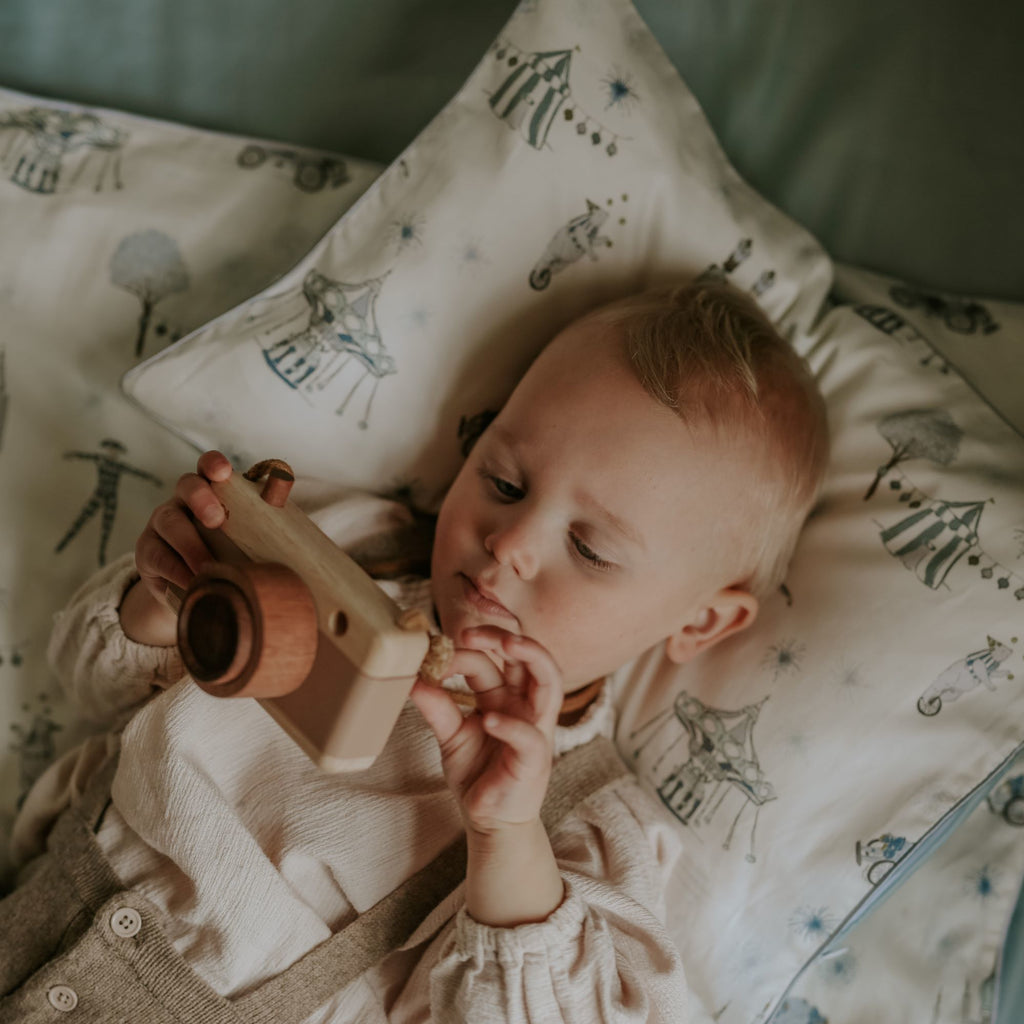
[750,270,776,298]
[489,47,573,150]
[853,303,923,343]
[54,439,162,566]
[629,690,775,862]
[917,637,1015,716]
[487,40,625,157]
[696,239,752,284]
[863,409,963,499]
[879,496,985,590]
[697,239,775,299]
[529,200,610,290]
[0,634,26,670]
[987,774,1024,826]
[109,229,190,357]
[0,105,127,193]
[855,831,911,885]
[9,700,61,806]
[236,145,350,192]
[261,270,395,428]
[853,303,952,372]
[889,284,1000,336]
[0,643,23,668]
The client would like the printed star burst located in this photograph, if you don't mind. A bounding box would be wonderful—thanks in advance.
[788,905,836,944]
[390,212,426,251]
[967,863,997,902]
[601,67,640,113]
[762,639,806,680]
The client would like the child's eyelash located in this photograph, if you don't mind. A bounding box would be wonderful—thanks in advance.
[571,533,614,571]
[479,466,524,500]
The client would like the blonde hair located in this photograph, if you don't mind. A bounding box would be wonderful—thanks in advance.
[585,281,829,598]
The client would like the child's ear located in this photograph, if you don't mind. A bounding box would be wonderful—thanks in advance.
[664,587,759,665]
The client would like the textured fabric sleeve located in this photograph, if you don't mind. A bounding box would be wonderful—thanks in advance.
[415,777,707,1024]
[46,552,186,728]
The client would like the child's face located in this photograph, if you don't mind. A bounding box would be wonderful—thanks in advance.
[431,318,758,692]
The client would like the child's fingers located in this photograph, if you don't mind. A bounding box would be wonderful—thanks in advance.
[495,634,564,732]
[459,625,516,652]
[148,500,217,575]
[197,449,233,482]
[136,533,196,599]
[481,712,551,775]
[448,648,506,696]
[175,473,226,529]
[459,626,529,694]
[409,678,465,747]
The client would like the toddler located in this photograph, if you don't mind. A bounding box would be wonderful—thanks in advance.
[1,281,828,1022]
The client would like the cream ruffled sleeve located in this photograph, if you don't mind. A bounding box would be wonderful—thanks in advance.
[46,552,186,728]
[393,776,707,1024]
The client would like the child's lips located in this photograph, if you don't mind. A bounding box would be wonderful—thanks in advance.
[458,573,517,622]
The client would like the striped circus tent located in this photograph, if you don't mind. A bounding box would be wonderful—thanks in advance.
[489,49,573,150]
[880,497,985,590]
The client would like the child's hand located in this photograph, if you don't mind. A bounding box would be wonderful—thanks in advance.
[134,449,233,605]
[119,450,232,645]
[410,625,564,836]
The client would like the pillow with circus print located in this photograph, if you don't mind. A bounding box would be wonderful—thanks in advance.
[610,269,1024,1022]
[121,0,832,508]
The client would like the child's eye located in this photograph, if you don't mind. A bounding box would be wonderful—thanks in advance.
[479,466,525,501]
[493,477,524,500]
[571,533,614,571]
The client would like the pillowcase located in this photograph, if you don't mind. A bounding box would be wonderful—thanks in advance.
[121,0,832,509]
[0,84,381,873]
[612,270,1024,1020]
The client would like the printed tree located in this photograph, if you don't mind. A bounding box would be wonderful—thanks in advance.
[110,229,189,357]
[864,408,963,499]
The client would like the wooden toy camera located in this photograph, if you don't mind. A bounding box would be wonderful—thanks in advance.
[173,459,452,772]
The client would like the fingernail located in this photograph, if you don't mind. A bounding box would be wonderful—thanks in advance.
[202,508,221,527]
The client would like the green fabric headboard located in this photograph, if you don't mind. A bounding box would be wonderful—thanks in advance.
[0,0,1021,301]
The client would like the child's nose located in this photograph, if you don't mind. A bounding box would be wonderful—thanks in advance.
[484,518,539,580]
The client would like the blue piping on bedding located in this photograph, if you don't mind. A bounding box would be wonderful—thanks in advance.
[992,861,1024,1024]
[765,740,1024,1023]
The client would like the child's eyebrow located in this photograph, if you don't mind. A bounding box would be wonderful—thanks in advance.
[577,492,645,551]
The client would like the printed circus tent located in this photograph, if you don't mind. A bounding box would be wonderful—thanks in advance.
[880,497,985,590]
[489,49,573,150]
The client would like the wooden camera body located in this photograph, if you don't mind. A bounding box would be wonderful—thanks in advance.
[175,461,441,773]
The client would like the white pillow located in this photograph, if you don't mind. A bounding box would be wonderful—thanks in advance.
[121,0,832,509]
[613,272,1024,1019]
